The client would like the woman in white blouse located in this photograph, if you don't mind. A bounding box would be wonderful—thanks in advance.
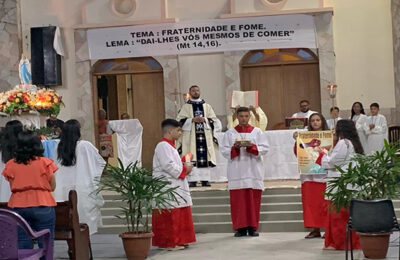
[318,119,364,250]
[350,102,368,151]
[54,119,106,234]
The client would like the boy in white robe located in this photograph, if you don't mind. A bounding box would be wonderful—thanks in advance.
[220,107,269,237]
[365,103,388,154]
[326,106,342,130]
[152,119,196,250]
[228,106,268,131]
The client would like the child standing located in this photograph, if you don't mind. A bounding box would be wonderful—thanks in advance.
[320,119,363,250]
[2,130,58,254]
[350,102,368,152]
[326,107,342,130]
[152,119,196,250]
[365,103,387,154]
[294,113,329,239]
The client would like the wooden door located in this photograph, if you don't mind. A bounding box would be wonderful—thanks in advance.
[116,75,128,117]
[106,75,119,120]
[131,72,165,169]
[241,65,284,130]
[241,63,320,130]
[282,63,321,117]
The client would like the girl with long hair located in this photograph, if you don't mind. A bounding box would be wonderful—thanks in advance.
[57,119,81,166]
[1,120,23,163]
[54,119,106,234]
[350,102,368,151]
[0,120,23,202]
[294,113,329,239]
[320,119,363,250]
[2,130,57,253]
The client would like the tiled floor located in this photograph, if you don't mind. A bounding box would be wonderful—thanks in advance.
[54,232,400,260]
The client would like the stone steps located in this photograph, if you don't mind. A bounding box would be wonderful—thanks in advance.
[98,188,400,234]
[101,202,303,216]
[103,194,302,208]
[102,211,305,225]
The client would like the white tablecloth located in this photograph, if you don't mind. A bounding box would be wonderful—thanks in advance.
[212,129,299,182]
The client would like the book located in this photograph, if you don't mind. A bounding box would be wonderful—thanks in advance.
[230,90,258,108]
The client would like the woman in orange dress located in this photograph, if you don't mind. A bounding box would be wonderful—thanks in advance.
[2,130,58,252]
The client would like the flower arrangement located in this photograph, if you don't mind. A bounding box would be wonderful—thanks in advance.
[34,88,63,116]
[0,86,63,116]
[0,89,34,115]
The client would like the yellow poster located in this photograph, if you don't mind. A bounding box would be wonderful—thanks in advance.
[297,131,333,174]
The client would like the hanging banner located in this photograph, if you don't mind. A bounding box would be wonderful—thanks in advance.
[297,131,333,174]
[87,14,316,59]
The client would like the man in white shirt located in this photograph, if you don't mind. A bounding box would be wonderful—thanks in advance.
[292,100,317,119]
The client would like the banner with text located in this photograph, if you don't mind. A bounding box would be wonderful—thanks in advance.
[297,131,333,174]
[87,14,316,59]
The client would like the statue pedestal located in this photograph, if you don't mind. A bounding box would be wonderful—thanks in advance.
[0,111,46,128]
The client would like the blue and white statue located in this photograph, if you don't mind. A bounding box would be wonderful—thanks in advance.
[19,55,32,84]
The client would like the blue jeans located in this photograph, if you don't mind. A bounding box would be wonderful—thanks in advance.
[13,206,55,250]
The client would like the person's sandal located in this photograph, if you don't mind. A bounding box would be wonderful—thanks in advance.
[161,246,185,251]
[305,231,321,239]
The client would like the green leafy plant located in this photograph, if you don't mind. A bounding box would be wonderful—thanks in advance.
[326,140,400,212]
[23,126,59,139]
[96,159,183,233]
[31,126,55,137]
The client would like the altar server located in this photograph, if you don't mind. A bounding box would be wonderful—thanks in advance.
[365,103,388,154]
[220,107,269,237]
[326,107,342,130]
[294,113,329,239]
[54,119,106,234]
[320,119,363,250]
[350,102,368,151]
[228,105,268,131]
[0,120,23,202]
[108,119,143,168]
[152,119,196,250]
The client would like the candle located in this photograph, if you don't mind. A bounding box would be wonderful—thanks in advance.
[327,84,337,98]
[185,153,193,163]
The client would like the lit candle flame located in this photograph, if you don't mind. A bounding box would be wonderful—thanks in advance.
[327,84,337,96]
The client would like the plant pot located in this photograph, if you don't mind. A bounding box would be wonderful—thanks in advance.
[357,232,391,259]
[119,232,153,260]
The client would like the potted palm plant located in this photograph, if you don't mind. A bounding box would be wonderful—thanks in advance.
[325,140,400,259]
[97,160,182,260]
